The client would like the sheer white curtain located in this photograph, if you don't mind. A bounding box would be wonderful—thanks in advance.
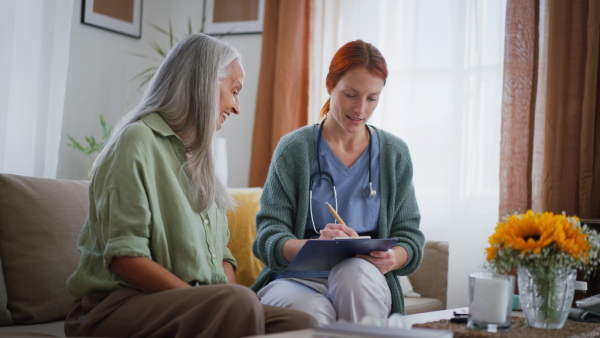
[312,0,507,308]
[0,0,73,178]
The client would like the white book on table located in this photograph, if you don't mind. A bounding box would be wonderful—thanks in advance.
[314,323,453,338]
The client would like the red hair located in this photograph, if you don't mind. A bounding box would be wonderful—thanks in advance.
[319,40,388,119]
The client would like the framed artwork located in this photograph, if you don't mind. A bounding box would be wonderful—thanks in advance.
[81,0,143,39]
[203,0,265,35]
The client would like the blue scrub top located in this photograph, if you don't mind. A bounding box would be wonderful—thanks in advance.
[305,124,381,238]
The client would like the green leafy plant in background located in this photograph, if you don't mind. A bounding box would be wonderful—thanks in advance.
[131,19,208,89]
[66,115,113,156]
[130,18,232,89]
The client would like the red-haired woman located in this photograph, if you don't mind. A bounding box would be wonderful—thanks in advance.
[251,40,425,325]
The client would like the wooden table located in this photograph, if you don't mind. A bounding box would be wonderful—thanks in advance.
[412,308,600,338]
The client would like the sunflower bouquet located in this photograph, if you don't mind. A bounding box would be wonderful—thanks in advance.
[484,210,600,328]
[485,210,600,277]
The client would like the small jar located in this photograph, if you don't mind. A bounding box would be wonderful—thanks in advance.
[573,281,589,308]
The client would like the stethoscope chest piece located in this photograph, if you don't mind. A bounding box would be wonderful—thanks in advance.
[363,182,377,198]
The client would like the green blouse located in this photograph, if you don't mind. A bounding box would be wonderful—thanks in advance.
[67,113,236,300]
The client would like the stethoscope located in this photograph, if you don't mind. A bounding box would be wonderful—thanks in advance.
[309,118,376,234]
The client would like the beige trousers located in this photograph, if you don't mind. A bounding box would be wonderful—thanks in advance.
[258,258,392,325]
[65,284,317,338]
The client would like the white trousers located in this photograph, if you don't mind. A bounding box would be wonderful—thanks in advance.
[257,258,392,325]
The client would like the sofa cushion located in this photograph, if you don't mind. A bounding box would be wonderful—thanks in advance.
[408,240,449,309]
[404,297,443,315]
[0,255,11,326]
[399,276,420,297]
[226,188,264,287]
[0,174,89,325]
[0,320,66,337]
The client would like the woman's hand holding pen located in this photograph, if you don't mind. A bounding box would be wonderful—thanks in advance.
[282,222,359,262]
[318,223,359,240]
[320,201,405,274]
[320,202,359,239]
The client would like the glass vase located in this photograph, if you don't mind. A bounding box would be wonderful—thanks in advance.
[517,267,576,329]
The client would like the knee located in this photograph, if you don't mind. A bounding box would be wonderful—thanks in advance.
[218,284,263,316]
[291,296,336,325]
[331,257,378,282]
[224,284,261,304]
[289,310,320,330]
[226,284,260,301]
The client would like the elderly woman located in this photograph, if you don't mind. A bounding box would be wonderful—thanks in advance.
[252,40,425,325]
[65,33,316,338]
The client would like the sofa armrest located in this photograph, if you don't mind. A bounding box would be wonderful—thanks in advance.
[407,240,448,309]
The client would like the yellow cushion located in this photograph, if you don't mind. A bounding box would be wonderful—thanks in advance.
[226,188,264,287]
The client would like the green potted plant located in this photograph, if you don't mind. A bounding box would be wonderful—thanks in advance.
[66,115,113,177]
[66,114,112,156]
[131,19,220,88]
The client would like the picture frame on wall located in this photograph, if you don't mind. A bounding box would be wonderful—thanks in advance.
[203,0,265,35]
[81,0,143,39]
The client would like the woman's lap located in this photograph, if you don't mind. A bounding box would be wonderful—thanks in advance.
[66,284,315,337]
[258,258,392,325]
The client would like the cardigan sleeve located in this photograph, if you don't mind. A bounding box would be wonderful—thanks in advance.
[252,163,296,271]
[381,132,425,276]
[251,132,312,273]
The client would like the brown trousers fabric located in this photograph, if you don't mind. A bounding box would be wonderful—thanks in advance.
[64,284,317,338]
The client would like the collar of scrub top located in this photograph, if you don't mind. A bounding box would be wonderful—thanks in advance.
[309,118,376,235]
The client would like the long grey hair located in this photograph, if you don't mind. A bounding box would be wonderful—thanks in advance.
[92,33,240,211]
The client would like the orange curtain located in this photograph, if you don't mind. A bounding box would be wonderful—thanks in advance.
[498,0,539,217]
[499,0,600,219]
[248,0,313,187]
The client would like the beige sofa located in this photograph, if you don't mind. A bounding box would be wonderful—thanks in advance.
[0,174,448,337]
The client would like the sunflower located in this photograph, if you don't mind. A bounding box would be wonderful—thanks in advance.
[486,210,554,259]
[485,210,600,277]
[552,215,589,261]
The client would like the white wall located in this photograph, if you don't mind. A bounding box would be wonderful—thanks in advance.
[57,0,260,188]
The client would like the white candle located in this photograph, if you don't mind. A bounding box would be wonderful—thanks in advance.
[470,277,510,323]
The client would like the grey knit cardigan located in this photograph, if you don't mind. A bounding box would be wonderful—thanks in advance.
[251,125,424,315]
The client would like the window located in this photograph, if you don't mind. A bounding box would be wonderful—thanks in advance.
[312,0,507,308]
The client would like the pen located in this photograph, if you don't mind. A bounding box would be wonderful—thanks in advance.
[325,202,346,225]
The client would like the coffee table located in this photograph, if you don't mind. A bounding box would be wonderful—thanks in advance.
[248,308,466,337]
[251,308,600,337]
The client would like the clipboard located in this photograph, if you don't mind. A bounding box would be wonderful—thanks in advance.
[279,238,398,278]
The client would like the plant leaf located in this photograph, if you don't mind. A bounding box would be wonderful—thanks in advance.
[137,74,154,89]
[100,115,112,139]
[149,40,167,58]
[130,66,159,82]
[168,19,174,48]
[129,52,163,62]
[66,136,85,152]
[148,22,170,36]
[85,135,97,149]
